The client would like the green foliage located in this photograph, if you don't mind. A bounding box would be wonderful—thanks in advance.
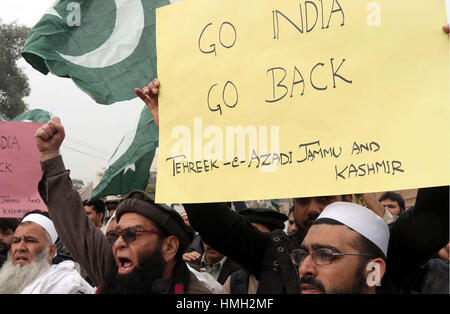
[0,20,31,120]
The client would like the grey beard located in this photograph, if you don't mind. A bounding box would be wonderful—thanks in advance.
[0,247,51,294]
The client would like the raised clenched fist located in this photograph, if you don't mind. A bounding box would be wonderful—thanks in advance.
[34,117,65,161]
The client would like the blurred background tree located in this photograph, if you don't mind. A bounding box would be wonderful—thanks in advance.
[0,19,30,120]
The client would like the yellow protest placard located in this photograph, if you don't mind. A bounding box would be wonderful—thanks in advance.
[155,0,449,203]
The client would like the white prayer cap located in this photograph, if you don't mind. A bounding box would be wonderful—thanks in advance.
[21,214,58,244]
[316,202,390,257]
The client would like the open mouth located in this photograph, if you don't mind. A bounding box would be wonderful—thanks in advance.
[300,284,323,294]
[118,257,134,274]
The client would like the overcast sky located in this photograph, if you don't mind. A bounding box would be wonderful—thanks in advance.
[0,0,144,185]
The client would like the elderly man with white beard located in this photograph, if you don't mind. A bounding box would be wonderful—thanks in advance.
[0,211,95,294]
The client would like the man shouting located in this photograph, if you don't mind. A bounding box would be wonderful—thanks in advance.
[34,118,215,294]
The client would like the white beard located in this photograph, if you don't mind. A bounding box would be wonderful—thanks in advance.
[0,247,51,294]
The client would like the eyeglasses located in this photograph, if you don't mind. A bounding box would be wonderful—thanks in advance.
[106,227,167,244]
[290,248,374,266]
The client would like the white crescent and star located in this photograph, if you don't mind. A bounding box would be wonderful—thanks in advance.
[45,0,180,69]
[123,164,136,174]
[49,0,145,68]
[40,0,171,177]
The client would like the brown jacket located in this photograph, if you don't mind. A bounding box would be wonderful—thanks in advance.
[38,156,212,294]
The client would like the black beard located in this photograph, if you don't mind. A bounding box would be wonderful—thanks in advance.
[100,249,166,294]
[333,260,370,294]
[300,262,368,294]
[299,276,326,294]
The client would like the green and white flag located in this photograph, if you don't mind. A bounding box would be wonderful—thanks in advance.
[90,105,158,199]
[22,0,172,104]
[11,108,52,122]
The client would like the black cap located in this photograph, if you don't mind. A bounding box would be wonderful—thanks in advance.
[239,208,288,231]
[115,191,194,253]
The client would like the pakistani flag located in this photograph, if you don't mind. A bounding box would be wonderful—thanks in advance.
[22,0,173,104]
[90,105,158,199]
[11,108,52,122]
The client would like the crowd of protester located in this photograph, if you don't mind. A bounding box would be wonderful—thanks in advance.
[0,24,448,295]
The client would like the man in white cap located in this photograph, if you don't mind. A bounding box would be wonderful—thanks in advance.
[292,202,389,294]
[0,211,95,294]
